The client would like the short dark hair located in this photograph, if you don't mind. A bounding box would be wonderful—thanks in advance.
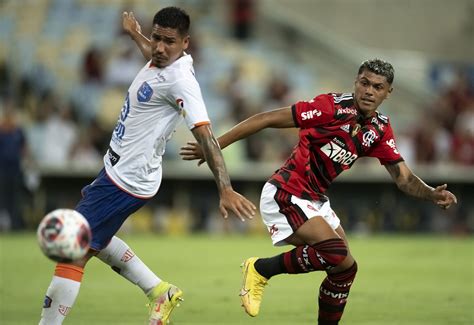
[358,59,394,84]
[153,7,190,36]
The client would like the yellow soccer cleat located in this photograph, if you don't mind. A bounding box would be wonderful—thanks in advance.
[147,281,183,325]
[239,257,268,317]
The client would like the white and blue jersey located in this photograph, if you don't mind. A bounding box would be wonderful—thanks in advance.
[76,54,210,250]
[105,54,210,198]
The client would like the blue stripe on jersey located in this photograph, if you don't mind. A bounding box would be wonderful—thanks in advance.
[75,168,148,250]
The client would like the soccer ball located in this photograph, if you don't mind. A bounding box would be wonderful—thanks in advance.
[37,209,92,263]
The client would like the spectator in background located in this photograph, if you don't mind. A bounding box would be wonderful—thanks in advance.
[452,99,474,164]
[0,98,27,230]
[413,112,451,164]
[105,44,144,88]
[70,130,102,169]
[231,0,256,41]
[265,73,293,107]
[41,99,78,167]
[82,46,105,84]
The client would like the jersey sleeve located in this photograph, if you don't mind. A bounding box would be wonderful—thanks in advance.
[368,124,404,165]
[291,94,335,128]
[167,77,210,130]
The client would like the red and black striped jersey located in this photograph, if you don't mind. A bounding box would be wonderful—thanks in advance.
[268,93,404,201]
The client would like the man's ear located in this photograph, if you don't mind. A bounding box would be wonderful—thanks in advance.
[386,86,393,99]
[182,35,190,50]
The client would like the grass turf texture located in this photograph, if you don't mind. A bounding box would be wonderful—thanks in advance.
[0,233,473,324]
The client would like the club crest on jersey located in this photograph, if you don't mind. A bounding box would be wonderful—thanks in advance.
[362,129,378,147]
[137,82,153,102]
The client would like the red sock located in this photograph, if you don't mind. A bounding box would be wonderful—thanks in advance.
[318,262,358,324]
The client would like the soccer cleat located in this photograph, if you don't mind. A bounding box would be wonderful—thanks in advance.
[239,257,268,317]
[147,281,183,325]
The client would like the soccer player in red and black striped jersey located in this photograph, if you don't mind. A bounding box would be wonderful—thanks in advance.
[180,59,458,324]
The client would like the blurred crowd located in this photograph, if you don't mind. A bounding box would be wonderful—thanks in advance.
[1,58,473,175]
[412,69,474,165]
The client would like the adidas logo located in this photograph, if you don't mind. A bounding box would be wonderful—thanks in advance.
[340,124,350,133]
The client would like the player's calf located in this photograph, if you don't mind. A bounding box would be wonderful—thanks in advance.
[318,261,358,325]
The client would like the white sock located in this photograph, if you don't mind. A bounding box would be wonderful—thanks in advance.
[97,236,161,295]
[39,274,81,325]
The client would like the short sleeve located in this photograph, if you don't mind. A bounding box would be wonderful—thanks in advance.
[368,124,404,165]
[292,94,335,128]
[167,78,210,130]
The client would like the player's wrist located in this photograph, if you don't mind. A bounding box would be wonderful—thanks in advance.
[218,186,234,197]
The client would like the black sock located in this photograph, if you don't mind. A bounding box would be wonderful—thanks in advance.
[254,255,285,279]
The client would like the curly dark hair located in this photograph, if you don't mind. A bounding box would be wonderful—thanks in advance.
[358,59,394,84]
[153,7,190,36]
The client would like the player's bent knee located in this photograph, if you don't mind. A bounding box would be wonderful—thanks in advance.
[312,238,348,270]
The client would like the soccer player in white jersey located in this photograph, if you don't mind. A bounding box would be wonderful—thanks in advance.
[39,7,256,325]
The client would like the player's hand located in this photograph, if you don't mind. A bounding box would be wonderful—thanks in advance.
[180,141,206,166]
[219,188,256,222]
[122,11,142,36]
[431,184,457,210]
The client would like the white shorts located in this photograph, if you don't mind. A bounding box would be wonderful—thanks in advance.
[260,182,341,246]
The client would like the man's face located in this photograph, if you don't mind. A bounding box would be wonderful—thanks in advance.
[150,25,189,68]
[354,70,393,115]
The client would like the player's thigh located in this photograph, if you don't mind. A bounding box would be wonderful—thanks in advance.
[288,216,340,246]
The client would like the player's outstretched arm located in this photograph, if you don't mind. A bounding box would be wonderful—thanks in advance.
[122,11,151,61]
[385,161,458,209]
[180,106,294,165]
[191,124,256,221]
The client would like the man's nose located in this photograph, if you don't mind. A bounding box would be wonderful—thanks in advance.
[155,41,165,53]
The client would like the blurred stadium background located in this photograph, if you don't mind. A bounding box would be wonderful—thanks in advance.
[0,0,473,324]
[0,0,473,235]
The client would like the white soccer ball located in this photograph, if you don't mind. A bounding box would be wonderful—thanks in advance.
[37,209,92,263]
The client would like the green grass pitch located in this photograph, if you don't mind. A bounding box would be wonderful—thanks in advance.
[0,233,473,324]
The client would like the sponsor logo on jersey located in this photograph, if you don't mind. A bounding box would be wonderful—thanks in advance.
[333,137,346,148]
[107,147,121,166]
[301,109,322,120]
[371,116,385,130]
[337,108,358,115]
[340,124,351,133]
[362,129,378,147]
[157,74,166,82]
[320,141,358,165]
[386,138,399,154]
[137,81,153,102]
